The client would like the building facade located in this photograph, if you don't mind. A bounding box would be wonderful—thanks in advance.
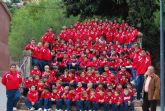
[0,0,11,70]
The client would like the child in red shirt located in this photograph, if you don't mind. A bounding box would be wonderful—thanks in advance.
[62,86,73,111]
[103,89,113,111]
[75,90,88,111]
[93,89,105,111]
[112,90,123,111]
[50,88,63,110]
[38,86,51,111]
[89,89,97,111]
[37,79,45,96]
[123,88,132,111]
[30,65,41,77]
[23,76,34,96]
[24,85,39,110]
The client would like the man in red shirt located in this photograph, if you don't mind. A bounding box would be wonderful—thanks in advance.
[25,39,37,66]
[131,43,141,85]
[41,42,52,71]
[2,64,22,111]
[25,40,42,70]
[136,50,151,100]
[41,27,55,50]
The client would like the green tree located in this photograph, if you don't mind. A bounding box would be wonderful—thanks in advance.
[9,0,79,59]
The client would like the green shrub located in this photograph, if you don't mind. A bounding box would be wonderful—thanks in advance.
[9,0,79,59]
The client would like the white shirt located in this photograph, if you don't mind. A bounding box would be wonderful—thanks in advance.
[144,76,151,92]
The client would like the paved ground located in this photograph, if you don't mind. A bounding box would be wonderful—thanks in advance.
[0,78,7,111]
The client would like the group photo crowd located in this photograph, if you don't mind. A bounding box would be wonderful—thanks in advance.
[2,19,160,111]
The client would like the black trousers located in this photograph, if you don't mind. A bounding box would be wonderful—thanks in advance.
[142,92,158,111]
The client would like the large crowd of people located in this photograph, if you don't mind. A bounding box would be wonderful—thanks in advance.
[2,18,153,111]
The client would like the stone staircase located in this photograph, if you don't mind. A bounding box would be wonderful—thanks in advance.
[17,96,143,111]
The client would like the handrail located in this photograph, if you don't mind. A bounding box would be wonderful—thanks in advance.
[20,57,28,70]
[19,56,31,79]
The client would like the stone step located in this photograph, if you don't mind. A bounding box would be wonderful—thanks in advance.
[17,100,142,111]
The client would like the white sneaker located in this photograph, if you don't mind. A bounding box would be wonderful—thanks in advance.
[38,108,42,111]
[48,108,52,111]
[131,80,136,85]
[13,107,17,111]
[30,107,35,110]
[44,109,47,111]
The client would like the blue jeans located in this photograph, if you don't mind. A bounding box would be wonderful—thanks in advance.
[41,60,50,71]
[56,99,63,110]
[123,102,128,111]
[98,67,104,74]
[67,62,80,71]
[24,99,38,109]
[131,69,136,82]
[6,89,20,111]
[76,100,83,110]
[92,102,99,111]
[112,104,123,111]
[84,101,91,110]
[103,102,112,111]
[136,74,144,100]
[6,90,20,111]
[38,98,50,109]
[64,100,71,111]
[37,59,43,72]
[32,57,38,66]
[123,101,134,111]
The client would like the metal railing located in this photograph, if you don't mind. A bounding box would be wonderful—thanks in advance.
[19,51,32,79]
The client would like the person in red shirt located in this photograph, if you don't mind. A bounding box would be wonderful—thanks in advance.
[25,39,37,66]
[55,80,64,94]
[75,90,87,111]
[86,82,93,94]
[62,86,72,111]
[106,72,118,88]
[23,76,34,96]
[112,90,123,111]
[33,75,40,86]
[117,65,132,80]
[30,65,41,77]
[25,40,42,69]
[1,64,22,111]
[41,27,55,50]
[95,83,105,94]
[131,43,141,84]
[75,82,85,95]
[109,59,118,71]
[38,86,51,111]
[136,50,151,100]
[50,88,63,110]
[41,42,52,71]
[89,89,97,111]
[123,88,132,111]
[67,54,80,71]
[103,89,113,111]
[119,75,129,87]
[93,89,105,111]
[37,79,45,95]
[24,85,39,110]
